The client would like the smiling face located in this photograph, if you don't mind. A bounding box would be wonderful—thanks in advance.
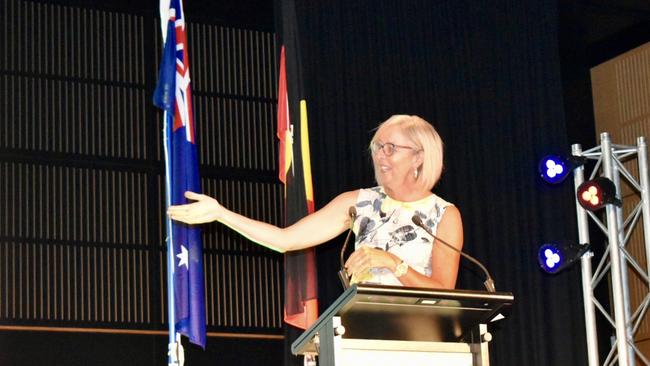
[372,124,422,193]
[370,115,444,195]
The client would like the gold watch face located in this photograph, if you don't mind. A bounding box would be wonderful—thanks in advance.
[395,261,408,277]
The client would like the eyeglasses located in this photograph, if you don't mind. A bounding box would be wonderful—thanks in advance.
[371,141,419,156]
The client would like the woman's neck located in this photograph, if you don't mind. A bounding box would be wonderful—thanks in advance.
[382,184,431,202]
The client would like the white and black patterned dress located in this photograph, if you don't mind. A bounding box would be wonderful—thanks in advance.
[353,186,453,286]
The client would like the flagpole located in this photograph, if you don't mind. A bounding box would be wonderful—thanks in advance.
[158,0,182,363]
[163,110,181,366]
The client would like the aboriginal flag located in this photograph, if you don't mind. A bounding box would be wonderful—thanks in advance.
[276,0,318,331]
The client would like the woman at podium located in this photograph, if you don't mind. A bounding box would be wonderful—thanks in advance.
[168,114,464,289]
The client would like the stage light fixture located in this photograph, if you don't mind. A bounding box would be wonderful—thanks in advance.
[538,154,589,185]
[576,177,621,211]
[538,155,570,184]
[538,241,591,274]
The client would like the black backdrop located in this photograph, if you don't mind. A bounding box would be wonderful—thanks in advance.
[0,0,598,365]
[289,1,589,365]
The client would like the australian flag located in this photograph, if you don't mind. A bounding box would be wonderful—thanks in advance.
[153,0,206,349]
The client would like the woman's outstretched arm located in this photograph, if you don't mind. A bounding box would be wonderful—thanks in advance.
[167,190,359,253]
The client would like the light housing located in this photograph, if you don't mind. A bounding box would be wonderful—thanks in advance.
[538,241,591,274]
[576,177,621,211]
[538,155,588,184]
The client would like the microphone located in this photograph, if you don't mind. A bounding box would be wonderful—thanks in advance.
[338,206,357,289]
[411,215,496,292]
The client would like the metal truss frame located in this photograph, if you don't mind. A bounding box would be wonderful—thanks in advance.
[573,132,650,366]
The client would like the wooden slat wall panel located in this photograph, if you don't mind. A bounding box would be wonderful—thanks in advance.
[1,0,147,158]
[194,96,277,170]
[0,162,149,245]
[0,162,151,324]
[0,241,151,324]
[201,179,283,252]
[189,24,277,100]
[1,0,283,334]
[1,75,147,158]
[2,1,144,82]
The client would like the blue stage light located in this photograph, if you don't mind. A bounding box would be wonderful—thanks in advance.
[538,241,591,274]
[538,155,570,184]
[539,243,563,273]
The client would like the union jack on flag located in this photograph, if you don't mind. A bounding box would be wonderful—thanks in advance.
[154,0,195,143]
[153,0,206,349]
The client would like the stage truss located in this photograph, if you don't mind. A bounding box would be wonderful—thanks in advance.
[573,132,650,366]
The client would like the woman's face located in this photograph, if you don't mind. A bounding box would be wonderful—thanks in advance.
[372,124,420,190]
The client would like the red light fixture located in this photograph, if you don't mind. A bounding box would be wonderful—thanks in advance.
[576,177,621,211]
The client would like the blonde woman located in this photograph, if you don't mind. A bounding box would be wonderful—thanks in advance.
[167,115,463,289]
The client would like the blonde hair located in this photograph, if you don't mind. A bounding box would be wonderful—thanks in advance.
[370,115,444,191]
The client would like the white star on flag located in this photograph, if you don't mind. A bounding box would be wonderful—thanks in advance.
[177,245,189,269]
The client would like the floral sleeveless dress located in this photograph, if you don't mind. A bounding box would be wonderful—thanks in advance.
[353,186,453,286]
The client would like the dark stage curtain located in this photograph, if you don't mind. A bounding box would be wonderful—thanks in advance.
[286,1,589,365]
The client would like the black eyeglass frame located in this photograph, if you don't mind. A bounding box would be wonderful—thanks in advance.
[370,141,420,156]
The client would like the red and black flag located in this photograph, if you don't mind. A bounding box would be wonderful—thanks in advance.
[276,0,318,330]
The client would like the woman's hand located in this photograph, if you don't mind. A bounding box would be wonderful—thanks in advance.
[344,245,399,279]
[167,191,223,224]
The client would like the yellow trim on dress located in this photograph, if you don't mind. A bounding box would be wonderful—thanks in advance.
[380,191,435,213]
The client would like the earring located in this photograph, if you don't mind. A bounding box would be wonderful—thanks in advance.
[414,168,419,179]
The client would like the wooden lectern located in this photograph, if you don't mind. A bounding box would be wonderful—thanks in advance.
[292,284,513,366]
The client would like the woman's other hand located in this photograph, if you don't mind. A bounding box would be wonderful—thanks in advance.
[167,191,223,224]
[344,245,399,279]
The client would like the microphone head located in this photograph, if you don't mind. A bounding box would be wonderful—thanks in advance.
[349,206,357,218]
[411,215,423,226]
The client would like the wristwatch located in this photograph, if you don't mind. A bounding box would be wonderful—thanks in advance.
[394,260,408,278]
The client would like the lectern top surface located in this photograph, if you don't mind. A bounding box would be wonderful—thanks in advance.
[292,284,514,355]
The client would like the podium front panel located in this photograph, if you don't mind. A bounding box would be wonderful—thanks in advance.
[337,339,473,366]
[338,285,513,342]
